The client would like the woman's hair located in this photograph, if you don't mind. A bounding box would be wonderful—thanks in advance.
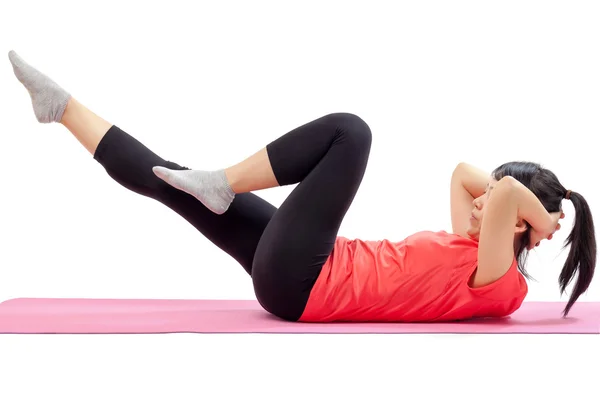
[492,161,596,317]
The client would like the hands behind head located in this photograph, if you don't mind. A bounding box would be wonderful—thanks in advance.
[528,211,565,250]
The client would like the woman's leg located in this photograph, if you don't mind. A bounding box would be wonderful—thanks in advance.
[91,123,277,275]
[8,51,276,274]
[157,112,372,320]
[252,113,372,320]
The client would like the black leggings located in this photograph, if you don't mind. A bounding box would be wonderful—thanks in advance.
[93,113,372,321]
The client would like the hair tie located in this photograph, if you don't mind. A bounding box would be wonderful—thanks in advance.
[565,190,572,200]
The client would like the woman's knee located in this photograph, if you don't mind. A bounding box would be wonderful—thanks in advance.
[325,112,372,150]
[93,126,188,198]
[101,159,185,201]
[149,161,190,199]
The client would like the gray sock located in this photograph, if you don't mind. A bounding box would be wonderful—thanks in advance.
[8,50,71,123]
[152,167,235,214]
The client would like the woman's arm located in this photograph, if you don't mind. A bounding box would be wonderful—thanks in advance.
[450,162,490,238]
[512,177,555,234]
[474,176,554,286]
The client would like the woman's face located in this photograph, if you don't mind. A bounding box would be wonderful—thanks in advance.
[465,177,498,240]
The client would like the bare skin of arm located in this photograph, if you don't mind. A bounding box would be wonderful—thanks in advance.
[474,176,555,286]
[450,163,560,287]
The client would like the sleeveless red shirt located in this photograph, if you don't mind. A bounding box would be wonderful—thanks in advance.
[299,230,528,322]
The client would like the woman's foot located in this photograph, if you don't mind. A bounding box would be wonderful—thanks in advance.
[8,50,71,123]
[152,167,235,214]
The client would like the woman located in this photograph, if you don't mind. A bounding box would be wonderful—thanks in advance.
[8,50,596,323]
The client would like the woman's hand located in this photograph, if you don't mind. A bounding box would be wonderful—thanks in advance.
[528,211,565,250]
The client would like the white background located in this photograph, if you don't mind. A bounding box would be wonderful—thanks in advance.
[1,0,599,399]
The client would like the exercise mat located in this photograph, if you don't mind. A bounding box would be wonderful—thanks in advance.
[0,298,598,334]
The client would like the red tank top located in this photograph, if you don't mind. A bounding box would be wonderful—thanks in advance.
[299,230,528,322]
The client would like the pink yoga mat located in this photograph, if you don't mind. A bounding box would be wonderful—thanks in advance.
[0,298,598,334]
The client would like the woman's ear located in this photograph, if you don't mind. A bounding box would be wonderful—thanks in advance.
[514,218,528,234]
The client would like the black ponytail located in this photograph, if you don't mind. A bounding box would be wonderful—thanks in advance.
[492,161,597,317]
[559,191,596,317]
